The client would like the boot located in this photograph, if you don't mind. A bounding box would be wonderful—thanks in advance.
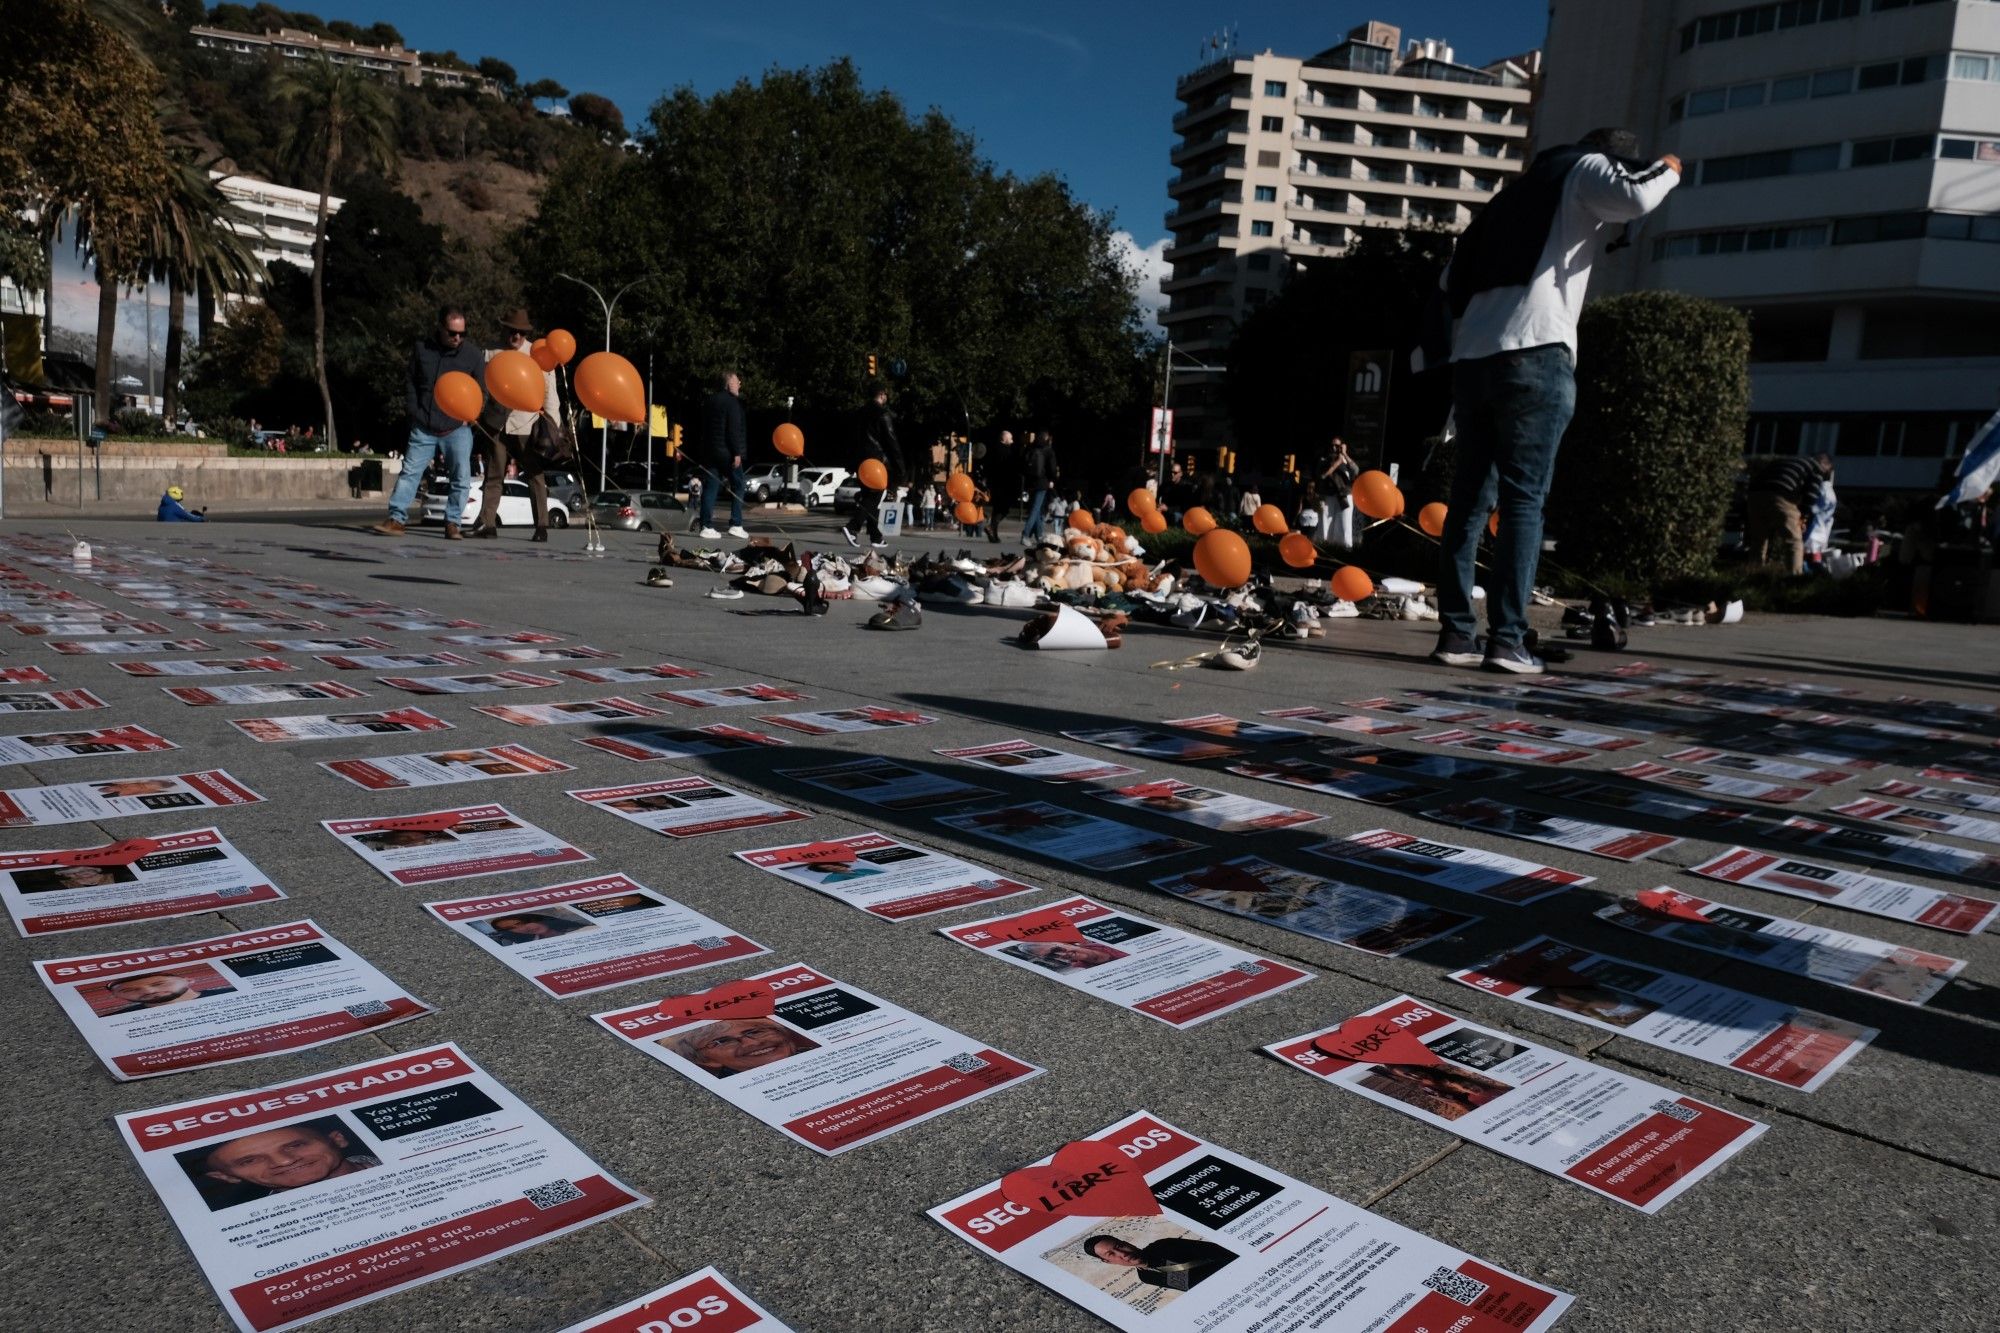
[530,528,548,543]
[444,523,463,540]
[471,524,498,539]
[370,518,406,537]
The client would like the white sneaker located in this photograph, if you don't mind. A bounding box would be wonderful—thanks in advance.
[841,528,860,549]
[1325,600,1360,619]
[698,527,722,539]
[705,587,745,600]
[869,540,888,549]
[726,526,750,539]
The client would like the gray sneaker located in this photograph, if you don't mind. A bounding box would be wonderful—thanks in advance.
[1483,641,1546,675]
[1429,630,1484,667]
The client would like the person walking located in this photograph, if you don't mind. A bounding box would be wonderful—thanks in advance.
[844,383,903,548]
[374,304,482,538]
[1422,128,1681,674]
[474,308,563,541]
[694,370,749,541]
[1318,438,1359,547]
[1746,453,1831,576]
[1020,430,1057,544]
[983,430,1022,544]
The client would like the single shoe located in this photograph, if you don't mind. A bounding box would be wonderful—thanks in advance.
[644,567,675,588]
[1325,600,1360,619]
[1430,630,1485,667]
[869,540,888,549]
[801,569,830,616]
[867,599,922,630]
[530,529,548,543]
[444,523,463,541]
[986,580,1042,609]
[369,518,406,537]
[1483,642,1546,675]
[471,525,498,539]
[841,527,860,549]
[698,527,723,540]
[1214,640,1262,671]
[705,587,745,600]
[1399,595,1438,622]
[727,526,750,539]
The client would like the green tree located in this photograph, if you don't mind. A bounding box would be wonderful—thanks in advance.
[521,78,569,104]
[568,93,625,141]
[477,56,517,91]
[275,53,396,451]
[138,152,266,423]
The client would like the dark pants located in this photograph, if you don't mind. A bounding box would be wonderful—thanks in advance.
[698,462,744,530]
[1438,343,1576,651]
[476,431,549,530]
[846,487,885,542]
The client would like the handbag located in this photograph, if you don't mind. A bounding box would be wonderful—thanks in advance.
[524,412,574,467]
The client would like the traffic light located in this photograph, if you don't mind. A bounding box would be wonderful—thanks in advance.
[667,423,682,457]
[1283,453,1296,476]
[867,354,878,377]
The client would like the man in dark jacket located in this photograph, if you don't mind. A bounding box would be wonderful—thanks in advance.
[982,431,1022,544]
[1020,430,1057,543]
[375,304,483,538]
[844,384,903,548]
[1746,453,1831,575]
[695,370,749,540]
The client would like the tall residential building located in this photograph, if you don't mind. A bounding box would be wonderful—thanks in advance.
[1539,0,2000,492]
[212,174,343,276]
[1162,22,1539,455]
[189,25,501,94]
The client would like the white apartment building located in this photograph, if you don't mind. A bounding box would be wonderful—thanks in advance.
[1540,0,2000,491]
[189,25,500,94]
[1163,22,1538,454]
[211,174,343,276]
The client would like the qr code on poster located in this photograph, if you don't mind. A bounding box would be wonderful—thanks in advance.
[1231,961,1265,975]
[1421,1267,1489,1306]
[944,1052,989,1074]
[523,1180,586,1210]
[1650,1099,1701,1123]
[343,1001,390,1018]
[693,936,727,950]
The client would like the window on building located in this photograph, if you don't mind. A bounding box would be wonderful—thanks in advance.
[1250,220,1274,236]
[1856,61,1899,90]
[1257,150,1280,167]
[1261,115,1285,132]
[1939,138,1978,159]
[1952,54,1992,80]
[1253,185,1277,202]
[1728,81,1767,107]
[1246,253,1272,270]
[1264,80,1287,97]
[1687,88,1728,116]
[1851,134,1937,166]
[1698,142,1842,185]
[1812,68,1852,96]
[1770,73,1811,102]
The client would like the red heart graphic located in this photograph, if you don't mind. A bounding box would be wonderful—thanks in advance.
[1000,1138,1162,1220]
[992,921,1092,946]
[769,839,866,866]
[657,977,775,1023]
[1179,861,1275,897]
[1118,781,1186,801]
[1310,1014,1447,1069]
[1635,888,1713,923]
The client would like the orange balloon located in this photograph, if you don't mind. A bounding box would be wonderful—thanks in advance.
[1193,529,1252,589]
[1488,509,1501,537]
[858,458,889,491]
[955,500,983,525]
[773,423,804,457]
[529,338,559,371]
[432,370,483,424]
[1140,510,1168,534]
[1417,502,1448,537]
[484,349,546,414]
[543,329,577,366]
[1353,470,1398,520]
[1331,566,1374,602]
[1252,503,1288,536]
[1067,508,1096,531]
[1391,487,1406,518]
[1127,487,1157,516]
[946,471,975,504]
[572,351,645,423]
[1183,506,1216,536]
[1278,532,1317,568]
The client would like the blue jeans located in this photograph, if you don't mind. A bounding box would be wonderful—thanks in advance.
[698,463,744,530]
[1438,344,1576,651]
[389,425,473,523]
[1021,486,1050,541]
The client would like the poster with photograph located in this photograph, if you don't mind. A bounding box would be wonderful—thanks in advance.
[192,620,331,635]
[570,776,808,839]
[248,637,393,653]
[1529,776,1758,834]
[364,617,483,632]
[1451,936,1876,1092]
[942,896,1311,1027]
[0,770,264,829]
[38,919,431,1079]
[1536,677,1650,699]
[1662,747,1851,787]
[315,652,478,671]
[594,963,1040,1154]
[1091,778,1322,834]
[377,671,564,696]
[1689,846,2000,935]
[930,1110,1572,1333]
[1258,705,1418,737]
[17,619,170,636]
[50,637,214,654]
[166,681,367,707]
[116,1042,647,1333]
[1481,719,1644,752]
[1615,760,1812,805]
[555,1269,792,1333]
[936,801,1202,872]
[777,756,996,812]
[1919,752,2000,789]
[473,697,668,727]
[1303,827,1589,906]
[1058,726,1242,763]
[935,738,1141,784]
[1710,731,1885,771]
[322,804,592,887]
[558,663,708,684]
[1346,695,1490,723]
[230,708,452,743]
[736,831,1037,920]
[434,631,564,646]
[575,723,791,761]
[424,872,769,999]
[321,744,575,791]
[481,646,618,663]
[0,828,283,936]
[0,724,176,763]
[1224,755,1432,807]
[1594,887,1963,1007]
[757,705,937,735]
[1165,714,1318,747]
[0,664,55,683]
[1318,743,1510,783]
[0,686,106,713]
[1424,797,1682,862]
[1869,778,2000,814]
[1767,815,2000,885]
[1267,996,1765,1213]
[1831,797,2000,847]
[1153,855,1476,957]
[1414,729,1591,765]
[113,657,296,677]
[650,683,812,708]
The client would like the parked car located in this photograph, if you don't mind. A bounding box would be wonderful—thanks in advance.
[782,466,850,511]
[542,470,588,517]
[420,479,570,528]
[742,465,789,501]
[834,476,907,512]
[590,490,686,531]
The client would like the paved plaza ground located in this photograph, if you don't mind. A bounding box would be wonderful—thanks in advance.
[2,511,1995,1333]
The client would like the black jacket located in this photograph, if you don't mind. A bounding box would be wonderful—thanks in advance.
[1022,440,1057,488]
[859,402,904,487]
[406,334,487,435]
[697,389,746,469]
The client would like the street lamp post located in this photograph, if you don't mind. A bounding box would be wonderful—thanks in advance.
[1156,337,1224,489]
[556,271,651,489]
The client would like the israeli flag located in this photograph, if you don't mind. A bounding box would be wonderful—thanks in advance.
[1939,408,2000,509]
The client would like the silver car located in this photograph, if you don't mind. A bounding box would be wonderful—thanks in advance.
[589,491,686,531]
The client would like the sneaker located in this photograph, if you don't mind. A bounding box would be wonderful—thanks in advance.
[727,526,750,539]
[644,567,674,588]
[705,587,745,600]
[841,527,860,548]
[867,599,922,630]
[869,540,888,549]
[1483,642,1546,675]
[1429,630,1485,667]
[1325,600,1360,619]
[698,527,723,540]
[1214,640,1262,671]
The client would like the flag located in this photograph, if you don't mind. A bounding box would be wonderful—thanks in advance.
[1938,408,2000,509]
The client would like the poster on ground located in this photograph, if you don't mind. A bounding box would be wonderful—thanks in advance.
[38,919,431,1079]
[116,1042,647,1333]
[650,684,811,708]
[1090,778,1321,834]
[377,671,564,696]
[1165,713,1318,747]
[1450,936,1876,1092]
[0,770,264,829]
[166,681,367,706]
[558,663,707,684]
[113,657,295,677]
[315,652,478,671]
[0,687,106,713]
[0,828,283,936]
[1058,725,1242,762]
[1346,695,1489,723]
[322,804,592,887]
[757,705,937,735]
[1688,846,2000,934]
[50,637,213,654]
[473,697,668,727]
[425,872,769,999]
[248,637,393,653]
[575,723,791,761]
[570,776,808,839]
[1302,828,1588,905]
[1225,755,1431,806]
[230,709,451,743]
[1424,797,1682,862]
[1662,747,1851,786]
[777,756,995,812]
[736,831,1037,920]
[1259,705,1418,736]
[941,895,1311,1028]
[1867,778,2000,814]
[321,744,575,791]
[936,739,1140,784]
[593,963,1040,1155]
[482,646,618,663]
[1768,815,2000,885]
[1415,729,1591,765]
[1615,761,1812,805]
[930,1110,1572,1333]
[434,631,563,646]
[1152,855,1476,956]
[1266,996,1765,1213]
[556,1269,792,1333]
[1831,797,2000,847]
[1481,719,1644,751]
[0,724,176,763]
[936,802,1201,871]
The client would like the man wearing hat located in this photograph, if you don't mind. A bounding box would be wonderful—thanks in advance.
[475,308,564,540]
[157,485,205,522]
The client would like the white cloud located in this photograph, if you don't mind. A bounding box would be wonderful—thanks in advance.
[1111,230,1171,333]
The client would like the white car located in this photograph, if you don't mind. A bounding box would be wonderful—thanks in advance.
[790,467,850,510]
[421,479,570,528]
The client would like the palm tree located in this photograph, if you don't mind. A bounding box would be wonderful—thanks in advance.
[274,56,395,453]
[66,189,152,426]
[139,154,267,425]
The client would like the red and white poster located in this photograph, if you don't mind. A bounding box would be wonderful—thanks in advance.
[230,708,452,742]
[1226,755,1432,806]
[1152,855,1477,956]
[1319,742,1509,782]
[378,671,564,695]
[1415,728,1591,765]
[594,963,1040,1154]
[1868,778,2000,814]
[557,662,707,684]
[434,630,563,646]
[50,637,214,654]
[1091,778,1322,834]
[0,769,263,829]
[0,663,56,683]
[425,872,768,998]
[650,683,811,708]
[942,895,1311,1027]
[1594,887,1963,1006]
[1662,746,1851,787]
[1303,827,1588,905]
[0,828,283,936]
[1528,776,1756,834]
[247,636,393,653]
[575,723,790,761]
[116,1043,647,1333]
[481,645,618,663]
[556,1269,792,1333]
[930,1110,1572,1333]
[1424,797,1681,861]
[1615,760,1812,805]
[1767,815,2000,885]
[1831,796,2000,847]
[935,738,1140,784]
[935,802,1201,871]
[1165,713,1317,747]
[38,919,431,1079]
[0,723,176,763]
[1689,845,2000,934]
[113,656,295,677]
[0,686,106,713]
[757,705,937,735]
[314,651,477,671]
[1259,705,1418,736]
[321,744,574,791]
[1450,936,1876,1092]
[1267,996,1765,1213]
[1059,726,1243,762]
[473,697,668,727]
[736,831,1036,920]
[777,756,995,811]
[18,618,170,636]
[1481,719,1644,751]
[322,804,592,887]
[166,681,367,706]
[364,617,483,632]
[570,775,808,839]
[192,619,330,635]
[1346,695,1489,722]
